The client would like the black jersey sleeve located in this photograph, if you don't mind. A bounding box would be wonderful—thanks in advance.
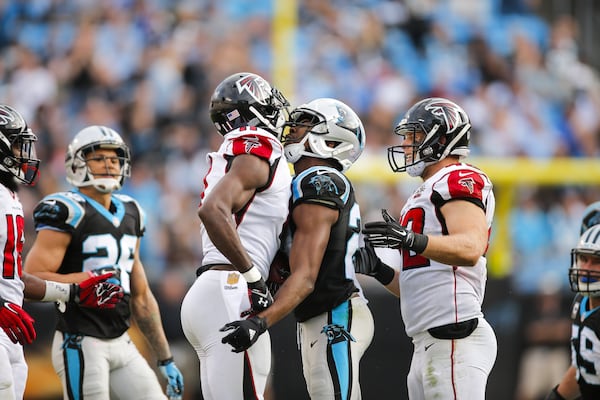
[290,166,351,211]
[32,192,86,233]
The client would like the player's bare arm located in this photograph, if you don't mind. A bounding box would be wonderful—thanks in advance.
[422,199,489,266]
[129,241,172,361]
[197,153,270,271]
[260,202,337,328]
[552,366,580,399]
[24,229,89,283]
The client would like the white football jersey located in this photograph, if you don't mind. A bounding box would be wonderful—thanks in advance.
[199,126,292,279]
[399,163,495,337]
[0,184,25,305]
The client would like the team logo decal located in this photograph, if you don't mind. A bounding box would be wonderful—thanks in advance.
[309,174,338,195]
[227,272,240,285]
[0,108,16,125]
[236,75,271,105]
[425,100,463,133]
[244,137,262,153]
[321,324,356,344]
[458,177,475,194]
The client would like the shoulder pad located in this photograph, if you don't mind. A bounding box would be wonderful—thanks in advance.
[291,166,350,209]
[226,128,283,162]
[33,192,86,231]
[113,193,146,232]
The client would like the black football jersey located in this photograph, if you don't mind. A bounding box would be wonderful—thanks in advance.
[289,166,360,322]
[571,294,600,398]
[33,190,145,338]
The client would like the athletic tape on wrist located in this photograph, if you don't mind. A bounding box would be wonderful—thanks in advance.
[242,266,261,283]
[42,281,71,302]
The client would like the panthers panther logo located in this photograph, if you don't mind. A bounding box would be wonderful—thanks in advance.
[309,174,338,196]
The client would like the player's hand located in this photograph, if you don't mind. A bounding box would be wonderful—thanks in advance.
[241,278,273,318]
[158,358,184,400]
[266,250,290,295]
[353,243,396,285]
[90,266,121,285]
[0,296,36,345]
[353,243,383,276]
[73,273,124,309]
[220,316,267,353]
[363,209,428,253]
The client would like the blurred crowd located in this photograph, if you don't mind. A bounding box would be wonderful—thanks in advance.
[1,0,599,399]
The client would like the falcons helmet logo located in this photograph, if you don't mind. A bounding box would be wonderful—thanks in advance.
[0,108,16,126]
[425,100,465,133]
[236,75,272,106]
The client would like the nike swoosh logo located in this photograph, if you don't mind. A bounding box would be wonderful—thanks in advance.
[425,343,434,351]
[458,171,473,177]
[310,340,318,348]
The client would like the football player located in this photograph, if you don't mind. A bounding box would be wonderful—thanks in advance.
[546,207,600,400]
[24,125,183,400]
[220,98,374,399]
[354,97,497,399]
[180,72,291,400]
[0,106,123,400]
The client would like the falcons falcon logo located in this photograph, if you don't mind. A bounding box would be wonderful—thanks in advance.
[236,75,271,105]
[0,108,16,125]
[243,137,262,153]
[425,100,464,133]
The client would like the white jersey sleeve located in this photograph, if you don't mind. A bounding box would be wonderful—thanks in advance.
[0,185,25,305]
[399,163,495,337]
[199,127,292,279]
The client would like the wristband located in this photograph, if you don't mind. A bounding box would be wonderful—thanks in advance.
[157,356,174,367]
[411,233,428,254]
[546,385,566,400]
[374,261,395,285]
[242,266,261,284]
[42,281,72,302]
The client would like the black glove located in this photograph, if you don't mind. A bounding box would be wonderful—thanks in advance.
[363,209,428,253]
[353,243,395,285]
[220,316,267,353]
[241,266,274,318]
[544,385,566,400]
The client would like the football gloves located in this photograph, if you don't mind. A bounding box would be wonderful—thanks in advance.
[220,316,267,353]
[0,296,36,345]
[242,279,273,318]
[353,243,395,285]
[362,209,428,253]
[158,358,184,400]
[73,272,124,309]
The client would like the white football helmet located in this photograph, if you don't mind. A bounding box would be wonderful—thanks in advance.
[282,98,365,172]
[65,126,131,193]
[581,201,600,234]
[569,225,600,297]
